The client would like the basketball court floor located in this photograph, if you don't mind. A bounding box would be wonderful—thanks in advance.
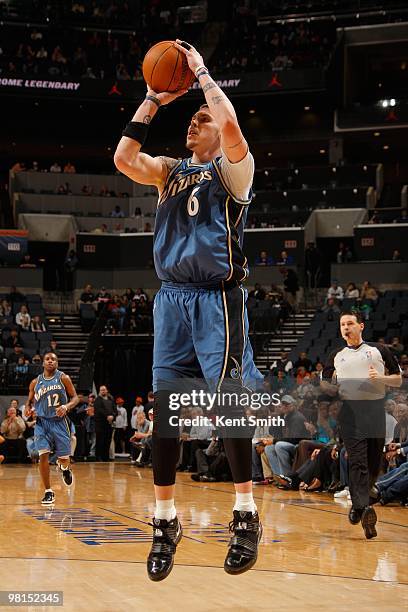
[0,462,407,611]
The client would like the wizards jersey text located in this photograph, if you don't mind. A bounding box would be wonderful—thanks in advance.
[154,156,252,284]
[34,370,68,419]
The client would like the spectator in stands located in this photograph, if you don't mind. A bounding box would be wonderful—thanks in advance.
[107,296,126,331]
[7,286,25,303]
[50,161,62,173]
[326,281,344,302]
[281,268,299,310]
[130,409,153,466]
[336,242,353,264]
[110,205,125,218]
[266,369,294,395]
[4,329,21,349]
[94,385,117,462]
[360,280,378,301]
[31,315,46,333]
[392,250,401,261]
[0,300,12,320]
[178,408,214,472]
[56,182,71,195]
[144,222,152,232]
[132,288,148,302]
[23,407,38,463]
[28,161,40,172]
[64,161,76,173]
[31,353,42,365]
[123,288,135,301]
[130,411,150,464]
[144,390,155,417]
[78,284,96,308]
[249,283,266,301]
[264,396,308,476]
[44,339,59,356]
[389,337,405,357]
[10,162,26,173]
[0,405,26,462]
[305,242,322,288]
[345,282,359,299]
[270,350,294,375]
[294,351,313,373]
[96,287,111,312]
[15,305,31,330]
[322,297,341,317]
[276,250,294,266]
[81,185,93,195]
[64,249,78,291]
[131,396,145,429]
[392,403,408,446]
[255,250,273,266]
[14,356,29,383]
[8,345,28,364]
[85,394,96,459]
[19,254,36,268]
[113,397,128,456]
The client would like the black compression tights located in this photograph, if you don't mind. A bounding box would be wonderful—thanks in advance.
[152,434,252,486]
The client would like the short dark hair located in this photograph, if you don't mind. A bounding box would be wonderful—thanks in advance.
[43,351,58,360]
[340,310,364,323]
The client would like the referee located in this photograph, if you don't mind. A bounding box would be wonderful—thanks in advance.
[322,311,401,538]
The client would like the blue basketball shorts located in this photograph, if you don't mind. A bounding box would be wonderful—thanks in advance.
[152,281,264,391]
[34,416,72,458]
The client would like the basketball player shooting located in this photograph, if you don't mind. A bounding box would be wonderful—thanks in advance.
[114,40,264,581]
[25,352,79,505]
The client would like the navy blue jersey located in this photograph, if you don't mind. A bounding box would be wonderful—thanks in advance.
[34,370,68,419]
[154,156,252,284]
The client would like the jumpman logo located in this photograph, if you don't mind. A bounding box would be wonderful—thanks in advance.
[268,73,282,88]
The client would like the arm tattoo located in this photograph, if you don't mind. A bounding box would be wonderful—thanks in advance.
[211,95,224,105]
[224,137,244,149]
[159,156,179,175]
[202,82,217,93]
[142,114,152,124]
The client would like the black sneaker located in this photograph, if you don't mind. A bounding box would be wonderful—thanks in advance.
[224,510,263,575]
[361,506,377,539]
[41,490,55,505]
[58,463,73,487]
[348,506,362,525]
[147,516,183,582]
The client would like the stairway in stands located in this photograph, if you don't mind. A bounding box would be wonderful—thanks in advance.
[47,312,88,385]
[254,308,315,372]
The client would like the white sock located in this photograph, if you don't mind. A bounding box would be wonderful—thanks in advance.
[154,499,176,522]
[45,488,53,493]
[234,492,257,514]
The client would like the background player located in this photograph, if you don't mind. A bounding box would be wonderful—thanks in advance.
[322,312,401,538]
[25,352,79,505]
[114,40,263,580]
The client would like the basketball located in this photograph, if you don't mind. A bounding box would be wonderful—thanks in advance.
[142,40,195,93]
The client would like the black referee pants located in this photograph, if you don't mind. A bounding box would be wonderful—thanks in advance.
[339,399,385,511]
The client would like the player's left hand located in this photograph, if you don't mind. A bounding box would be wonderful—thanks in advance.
[174,40,205,75]
[56,405,68,417]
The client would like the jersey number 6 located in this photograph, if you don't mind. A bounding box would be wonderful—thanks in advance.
[187,186,200,217]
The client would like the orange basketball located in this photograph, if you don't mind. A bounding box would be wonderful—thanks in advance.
[142,40,195,93]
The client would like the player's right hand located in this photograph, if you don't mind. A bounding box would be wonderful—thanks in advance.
[146,86,189,107]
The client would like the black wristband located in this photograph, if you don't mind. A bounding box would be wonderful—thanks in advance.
[122,121,149,146]
[145,94,161,108]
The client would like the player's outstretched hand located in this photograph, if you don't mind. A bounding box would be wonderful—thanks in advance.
[173,39,204,75]
[146,86,188,107]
